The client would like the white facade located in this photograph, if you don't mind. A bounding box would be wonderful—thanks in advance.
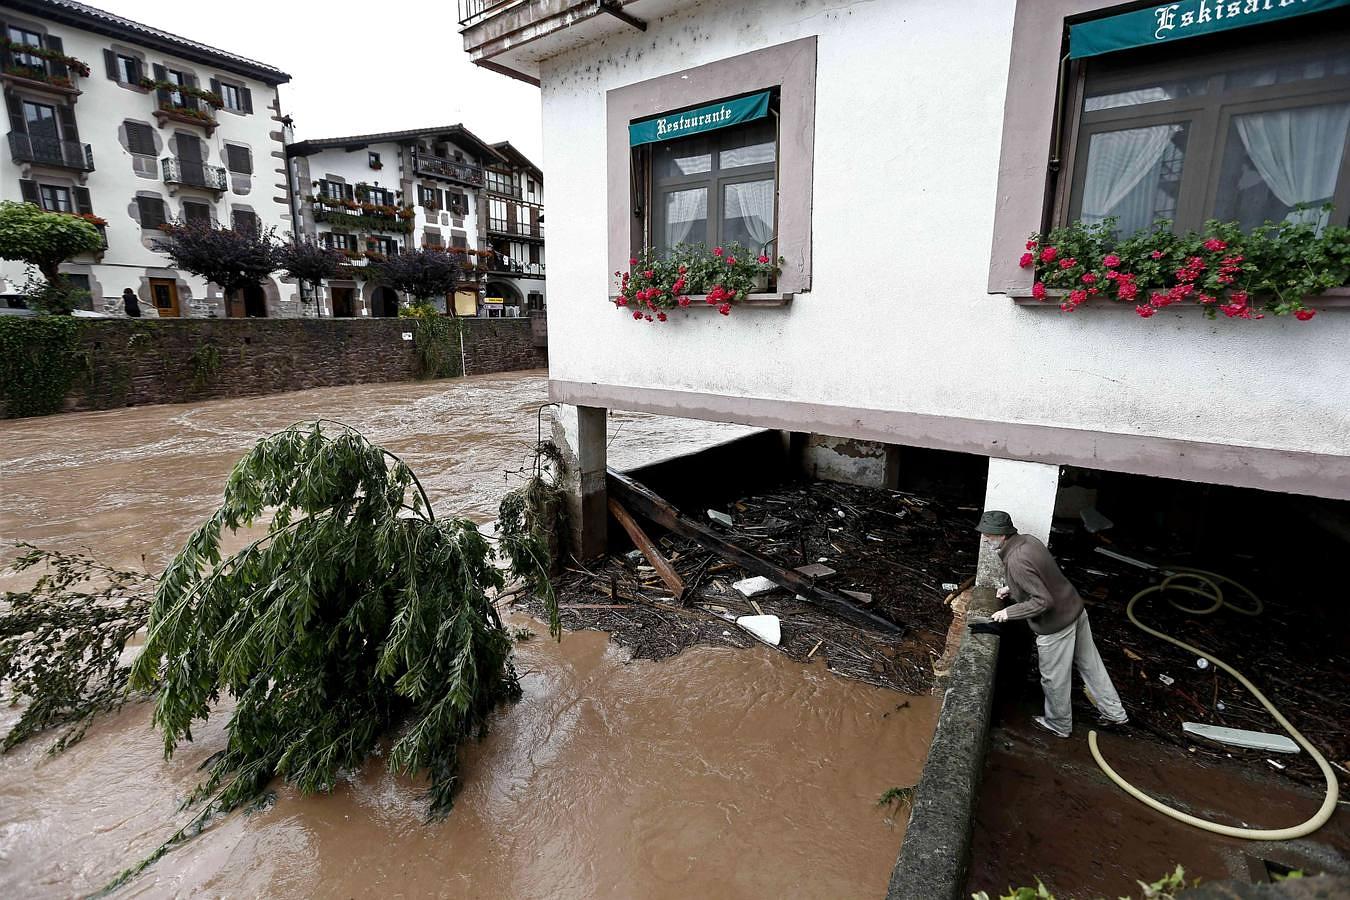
[462,0,1350,503]
[1,1,295,318]
[288,132,546,318]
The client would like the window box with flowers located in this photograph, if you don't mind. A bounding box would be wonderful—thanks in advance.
[611,242,785,323]
[1018,214,1350,323]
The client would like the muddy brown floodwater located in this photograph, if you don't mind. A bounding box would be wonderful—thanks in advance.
[0,373,939,899]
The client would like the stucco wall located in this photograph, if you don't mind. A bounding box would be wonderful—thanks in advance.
[0,9,299,317]
[536,0,1350,467]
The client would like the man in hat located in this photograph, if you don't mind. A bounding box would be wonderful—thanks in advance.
[976,510,1128,738]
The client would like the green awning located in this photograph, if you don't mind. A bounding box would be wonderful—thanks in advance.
[629,91,771,147]
[1070,0,1350,59]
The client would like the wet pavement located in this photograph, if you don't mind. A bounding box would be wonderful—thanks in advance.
[0,373,937,898]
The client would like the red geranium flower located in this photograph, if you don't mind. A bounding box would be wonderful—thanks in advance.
[717,303,731,315]
[1031,281,1047,300]
[1295,309,1316,321]
[1040,247,1058,263]
[757,255,770,264]
[1019,252,1034,268]
[713,247,723,257]
[1102,254,1121,268]
[1135,305,1156,318]
[1059,257,1076,269]
[657,312,668,322]
[1203,238,1227,252]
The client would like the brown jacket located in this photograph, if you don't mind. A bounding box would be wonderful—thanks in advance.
[998,534,1084,635]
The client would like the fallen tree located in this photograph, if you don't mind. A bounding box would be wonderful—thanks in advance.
[1,419,564,891]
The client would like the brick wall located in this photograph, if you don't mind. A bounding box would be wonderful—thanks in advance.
[52,316,546,414]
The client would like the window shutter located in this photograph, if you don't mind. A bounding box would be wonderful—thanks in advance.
[6,94,25,134]
[130,57,142,84]
[240,86,253,114]
[57,103,79,142]
[104,48,118,80]
[209,77,220,97]
[152,63,168,103]
[46,36,68,78]
[73,186,92,215]
[226,145,252,174]
[19,179,40,205]
[125,121,154,155]
[343,183,354,201]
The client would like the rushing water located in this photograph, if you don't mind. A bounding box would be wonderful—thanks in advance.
[0,373,938,898]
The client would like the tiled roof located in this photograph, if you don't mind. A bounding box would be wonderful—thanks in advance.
[490,141,542,178]
[5,0,289,84]
[288,125,508,162]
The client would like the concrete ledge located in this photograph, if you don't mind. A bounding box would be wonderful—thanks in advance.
[886,586,1000,900]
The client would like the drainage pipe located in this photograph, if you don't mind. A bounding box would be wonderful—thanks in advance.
[1088,570,1338,840]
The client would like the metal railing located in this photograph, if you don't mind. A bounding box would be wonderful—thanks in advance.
[161,157,228,191]
[412,150,484,186]
[8,132,94,170]
[486,218,544,239]
[488,255,545,277]
[457,0,527,26]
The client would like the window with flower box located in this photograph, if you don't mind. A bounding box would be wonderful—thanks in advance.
[1057,24,1350,237]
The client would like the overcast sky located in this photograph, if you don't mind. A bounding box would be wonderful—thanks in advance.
[95,0,544,162]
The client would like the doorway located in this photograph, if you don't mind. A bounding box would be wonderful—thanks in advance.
[243,283,267,317]
[149,278,180,317]
[372,286,399,317]
[331,286,356,317]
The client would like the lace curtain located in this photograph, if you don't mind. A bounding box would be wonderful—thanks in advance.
[1234,102,1350,227]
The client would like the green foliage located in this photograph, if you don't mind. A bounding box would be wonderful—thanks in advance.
[972,865,1192,900]
[405,311,463,380]
[312,207,413,234]
[0,545,153,754]
[614,242,782,320]
[0,201,104,288]
[876,785,916,812]
[0,315,83,417]
[1027,212,1350,319]
[497,441,566,639]
[102,421,524,890]
[190,343,221,392]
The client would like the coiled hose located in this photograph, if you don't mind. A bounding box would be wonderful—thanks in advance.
[1087,568,1339,840]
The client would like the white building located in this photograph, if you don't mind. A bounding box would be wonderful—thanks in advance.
[457,0,1350,557]
[286,127,546,319]
[1,0,295,318]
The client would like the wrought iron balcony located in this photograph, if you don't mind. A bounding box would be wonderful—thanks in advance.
[8,132,93,171]
[486,217,544,240]
[161,157,227,191]
[412,150,483,186]
[457,0,526,26]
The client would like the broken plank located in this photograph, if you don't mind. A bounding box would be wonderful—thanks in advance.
[607,468,903,634]
[609,497,685,602]
[561,604,635,610]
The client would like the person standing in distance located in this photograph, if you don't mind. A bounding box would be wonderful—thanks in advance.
[977,510,1128,738]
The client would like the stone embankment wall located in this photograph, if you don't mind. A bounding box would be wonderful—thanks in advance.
[40,318,544,415]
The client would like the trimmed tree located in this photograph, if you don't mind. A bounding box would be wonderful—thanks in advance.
[278,238,343,312]
[370,248,462,314]
[155,221,279,305]
[0,201,104,314]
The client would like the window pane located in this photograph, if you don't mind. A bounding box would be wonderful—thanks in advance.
[655,141,711,177]
[1213,102,1350,232]
[720,140,775,169]
[1225,48,1350,90]
[721,179,775,251]
[717,118,776,168]
[660,187,707,250]
[1084,78,1206,111]
[1080,123,1188,236]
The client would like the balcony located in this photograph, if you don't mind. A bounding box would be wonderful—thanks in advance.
[312,199,414,234]
[153,100,218,135]
[1,62,82,99]
[487,253,545,278]
[486,218,544,241]
[162,157,228,192]
[412,150,483,186]
[457,0,526,26]
[8,132,93,171]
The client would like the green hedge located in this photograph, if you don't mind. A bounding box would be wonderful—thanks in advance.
[0,316,83,418]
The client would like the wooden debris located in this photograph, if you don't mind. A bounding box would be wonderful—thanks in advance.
[609,497,685,601]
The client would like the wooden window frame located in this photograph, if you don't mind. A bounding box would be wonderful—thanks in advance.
[137,195,167,230]
[38,183,71,213]
[646,112,779,255]
[1054,28,1350,236]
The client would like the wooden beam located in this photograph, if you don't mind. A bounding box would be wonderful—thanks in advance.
[608,497,685,601]
[606,469,903,634]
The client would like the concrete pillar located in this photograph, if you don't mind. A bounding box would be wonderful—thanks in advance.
[976,457,1060,588]
[574,405,608,560]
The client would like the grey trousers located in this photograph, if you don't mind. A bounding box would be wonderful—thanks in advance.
[1035,611,1126,735]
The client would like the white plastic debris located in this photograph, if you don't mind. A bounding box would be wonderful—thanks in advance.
[733,575,778,597]
[1182,722,1300,754]
[794,563,836,579]
[707,509,734,527]
[1196,658,1210,670]
[1159,674,1175,686]
[942,582,959,592]
[735,614,781,647]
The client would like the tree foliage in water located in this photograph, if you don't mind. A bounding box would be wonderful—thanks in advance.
[497,439,566,638]
[0,545,153,753]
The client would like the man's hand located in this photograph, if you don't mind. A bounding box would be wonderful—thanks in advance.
[991,609,1009,623]
[996,586,1010,600]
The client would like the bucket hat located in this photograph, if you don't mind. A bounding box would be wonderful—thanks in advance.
[974,510,1017,535]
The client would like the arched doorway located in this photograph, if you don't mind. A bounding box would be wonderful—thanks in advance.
[484,281,522,317]
[372,286,400,317]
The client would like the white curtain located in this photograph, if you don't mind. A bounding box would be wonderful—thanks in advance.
[663,188,706,248]
[1081,125,1178,231]
[723,179,775,250]
[1235,102,1350,226]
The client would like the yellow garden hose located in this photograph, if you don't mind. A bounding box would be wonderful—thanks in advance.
[1087,569,1339,840]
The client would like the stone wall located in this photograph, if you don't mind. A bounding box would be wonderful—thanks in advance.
[463,318,548,376]
[53,317,544,414]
